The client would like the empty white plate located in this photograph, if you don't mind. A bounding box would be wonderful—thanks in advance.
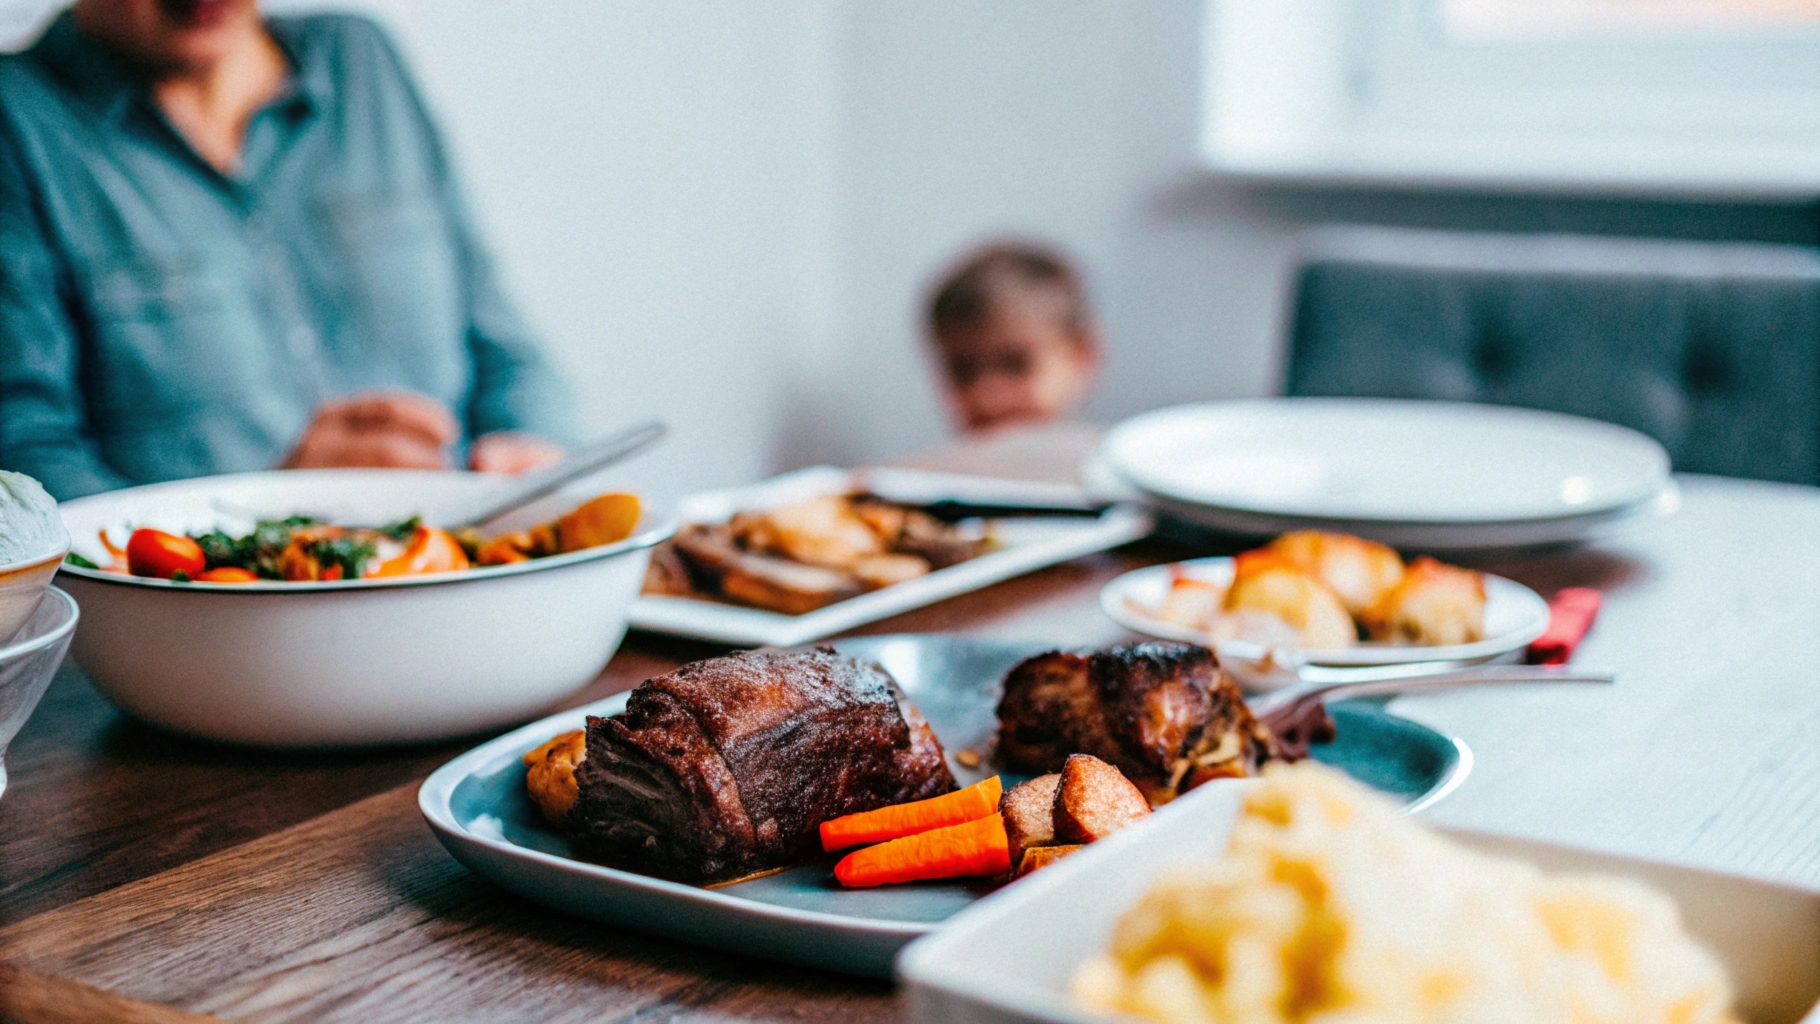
[1103,399,1672,549]
[1101,557,1551,668]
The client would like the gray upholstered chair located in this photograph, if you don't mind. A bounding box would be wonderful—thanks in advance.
[1285,227,1820,485]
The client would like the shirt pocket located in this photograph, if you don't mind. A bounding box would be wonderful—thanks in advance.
[81,255,247,424]
[317,189,466,398]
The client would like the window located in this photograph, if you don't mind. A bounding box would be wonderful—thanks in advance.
[1442,0,1820,40]
[1201,0,1820,195]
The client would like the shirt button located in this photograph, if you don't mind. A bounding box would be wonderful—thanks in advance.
[287,326,319,359]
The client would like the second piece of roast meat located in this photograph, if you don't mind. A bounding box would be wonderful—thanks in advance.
[995,641,1287,804]
[568,647,955,883]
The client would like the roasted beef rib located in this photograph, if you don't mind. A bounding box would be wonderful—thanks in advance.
[995,641,1287,803]
[567,647,955,882]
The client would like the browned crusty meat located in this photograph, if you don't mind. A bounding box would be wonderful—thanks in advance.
[995,642,1288,804]
[669,523,864,614]
[650,495,990,614]
[566,647,955,883]
[640,541,694,597]
[849,494,989,569]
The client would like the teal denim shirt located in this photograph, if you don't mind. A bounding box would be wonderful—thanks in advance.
[0,13,577,499]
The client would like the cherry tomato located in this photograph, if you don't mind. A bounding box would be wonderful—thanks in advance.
[194,566,259,584]
[125,528,206,580]
[368,527,470,577]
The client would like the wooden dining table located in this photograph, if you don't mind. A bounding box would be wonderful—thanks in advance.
[3,430,1818,1024]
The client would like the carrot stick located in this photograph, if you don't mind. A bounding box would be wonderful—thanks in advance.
[97,529,129,573]
[833,812,1011,887]
[819,776,1003,852]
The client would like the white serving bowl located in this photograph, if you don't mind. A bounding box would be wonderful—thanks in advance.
[55,470,676,748]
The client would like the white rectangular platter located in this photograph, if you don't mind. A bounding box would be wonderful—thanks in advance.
[899,779,1820,1024]
[628,466,1151,646]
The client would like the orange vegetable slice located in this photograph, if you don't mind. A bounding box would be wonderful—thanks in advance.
[194,567,259,583]
[820,776,1003,852]
[556,493,641,553]
[369,527,471,577]
[476,535,535,565]
[833,812,1011,887]
[97,529,129,572]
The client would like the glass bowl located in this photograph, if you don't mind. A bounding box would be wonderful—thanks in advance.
[0,586,79,799]
[0,547,67,639]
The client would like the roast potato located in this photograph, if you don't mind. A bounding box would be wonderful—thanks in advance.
[1054,754,1152,844]
[1224,551,1357,650]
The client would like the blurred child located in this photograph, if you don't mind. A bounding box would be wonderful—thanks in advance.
[926,241,1101,434]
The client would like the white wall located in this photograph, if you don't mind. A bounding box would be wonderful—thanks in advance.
[295,0,848,503]
[814,0,1292,468]
[6,1,1297,495]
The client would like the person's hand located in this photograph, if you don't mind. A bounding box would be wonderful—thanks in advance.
[281,392,458,470]
[470,432,565,475]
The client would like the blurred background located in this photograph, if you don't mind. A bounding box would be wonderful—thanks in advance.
[6,0,1815,500]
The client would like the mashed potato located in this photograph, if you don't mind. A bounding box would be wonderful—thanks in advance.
[1072,763,1739,1024]
[0,470,65,566]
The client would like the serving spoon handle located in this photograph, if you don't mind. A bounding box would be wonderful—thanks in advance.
[452,420,667,532]
[1251,664,1615,730]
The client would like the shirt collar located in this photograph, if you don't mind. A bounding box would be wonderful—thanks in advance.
[30,11,141,124]
[265,16,334,115]
[28,11,328,125]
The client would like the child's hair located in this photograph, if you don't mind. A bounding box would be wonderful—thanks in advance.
[927,241,1093,342]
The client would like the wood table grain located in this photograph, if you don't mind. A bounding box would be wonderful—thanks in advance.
[2,458,1817,1023]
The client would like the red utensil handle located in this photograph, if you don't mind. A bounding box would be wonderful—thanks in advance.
[1527,587,1602,665]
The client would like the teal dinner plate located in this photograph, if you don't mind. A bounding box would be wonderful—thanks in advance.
[418,634,1469,978]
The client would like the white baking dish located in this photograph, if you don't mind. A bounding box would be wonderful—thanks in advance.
[899,780,1820,1024]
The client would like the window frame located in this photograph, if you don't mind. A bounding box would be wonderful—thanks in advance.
[1199,0,1820,198]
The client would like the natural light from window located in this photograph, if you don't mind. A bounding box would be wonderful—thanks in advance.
[1442,0,1820,39]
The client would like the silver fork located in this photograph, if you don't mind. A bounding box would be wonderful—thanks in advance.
[1247,660,1616,732]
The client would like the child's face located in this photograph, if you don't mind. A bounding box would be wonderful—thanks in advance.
[936,303,1097,433]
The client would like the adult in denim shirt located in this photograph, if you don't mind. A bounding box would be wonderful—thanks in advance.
[0,0,577,499]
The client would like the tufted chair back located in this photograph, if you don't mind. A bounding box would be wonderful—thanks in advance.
[1285,227,1820,485]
